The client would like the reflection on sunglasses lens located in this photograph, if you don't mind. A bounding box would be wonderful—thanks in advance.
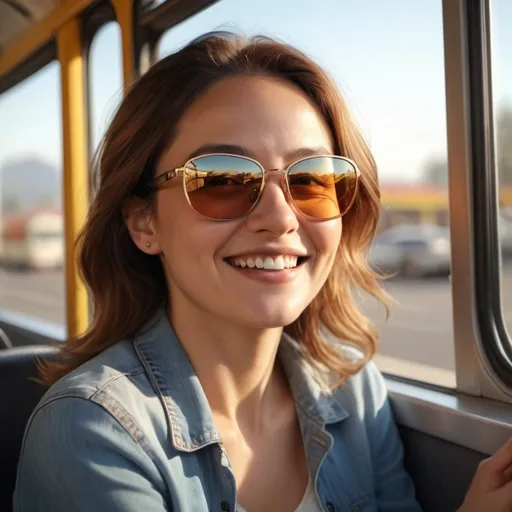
[288,156,357,218]
[184,154,357,220]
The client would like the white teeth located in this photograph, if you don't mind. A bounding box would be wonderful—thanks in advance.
[229,255,302,270]
[263,257,275,270]
[274,256,285,270]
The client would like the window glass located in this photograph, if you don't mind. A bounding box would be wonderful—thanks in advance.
[492,0,512,340]
[89,22,123,155]
[0,62,65,337]
[158,0,454,386]
[87,22,123,318]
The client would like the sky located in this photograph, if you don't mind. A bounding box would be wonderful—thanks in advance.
[0,0,511,187]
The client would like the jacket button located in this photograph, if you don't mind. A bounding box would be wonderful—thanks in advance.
[220,501,230,511]
[326,502,335,512]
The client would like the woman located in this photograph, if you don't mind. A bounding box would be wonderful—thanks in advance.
[13,32,512,512]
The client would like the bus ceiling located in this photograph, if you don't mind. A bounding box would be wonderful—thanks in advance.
[0,0,59,53]
[0,0,94,87]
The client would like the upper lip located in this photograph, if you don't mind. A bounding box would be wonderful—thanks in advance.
[225,247,310,259]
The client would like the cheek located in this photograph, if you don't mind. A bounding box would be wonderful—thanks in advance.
[155,195,200,269]
[305,219,342,259]
[154,195,237,272]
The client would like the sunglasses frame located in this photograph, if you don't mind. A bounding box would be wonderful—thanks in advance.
[147,152,361,222]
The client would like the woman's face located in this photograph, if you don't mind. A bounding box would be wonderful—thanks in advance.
[131,75,342,328]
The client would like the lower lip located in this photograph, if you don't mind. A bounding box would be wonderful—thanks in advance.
[226,263,304,283]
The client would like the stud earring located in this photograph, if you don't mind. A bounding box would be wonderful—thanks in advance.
[145,241,151,248]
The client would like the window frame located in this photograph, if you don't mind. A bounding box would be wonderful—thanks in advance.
[135,0,219,66]
[440,0,512,401]
[83,1,118,159]
[0,57,67,337]
[466,0,512,390]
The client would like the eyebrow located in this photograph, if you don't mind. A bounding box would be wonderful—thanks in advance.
[186,144,251,160]
[186,144,333,162]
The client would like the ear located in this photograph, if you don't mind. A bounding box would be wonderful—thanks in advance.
[123,197,161,254]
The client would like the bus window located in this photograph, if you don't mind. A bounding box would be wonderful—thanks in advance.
[89,21,123,158]
[0,62,65,335]
[156,0,454,387]
[492,0,512,339]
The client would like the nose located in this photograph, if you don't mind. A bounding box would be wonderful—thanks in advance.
[245,172,299,235]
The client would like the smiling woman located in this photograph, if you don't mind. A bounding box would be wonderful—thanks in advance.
[127,73,353,333]
[12,30,509,512]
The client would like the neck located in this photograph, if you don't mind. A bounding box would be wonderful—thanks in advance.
[169,300,289,431]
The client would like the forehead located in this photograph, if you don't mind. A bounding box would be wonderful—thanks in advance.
[160,75,334,168]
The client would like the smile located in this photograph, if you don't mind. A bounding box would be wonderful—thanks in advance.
[226,255,308,270]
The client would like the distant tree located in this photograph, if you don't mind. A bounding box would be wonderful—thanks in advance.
[3,194,21,214]
[422,105,512,187]
[497,105,512,186]
[423,158,448,187]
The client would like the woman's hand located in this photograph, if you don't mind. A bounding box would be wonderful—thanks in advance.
[458,437,512,511]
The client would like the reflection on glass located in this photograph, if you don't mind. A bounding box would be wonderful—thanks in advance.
[140,0,167,10]
[157,0,454,386]
[491,0,512,341]
[0,62,65,332]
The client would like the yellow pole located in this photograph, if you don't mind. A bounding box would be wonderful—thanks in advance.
[57,18,89,338]
[112,0,136,90]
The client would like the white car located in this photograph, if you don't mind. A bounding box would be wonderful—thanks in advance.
[369,224,451,278]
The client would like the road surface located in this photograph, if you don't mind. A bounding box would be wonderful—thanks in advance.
[1,267,512,387]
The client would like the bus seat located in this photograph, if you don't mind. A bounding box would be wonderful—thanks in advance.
[0,345,59,512]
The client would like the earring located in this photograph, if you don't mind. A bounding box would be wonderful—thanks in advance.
[145,241,151,248]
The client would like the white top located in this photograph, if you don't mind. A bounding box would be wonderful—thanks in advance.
[236,478,322,512]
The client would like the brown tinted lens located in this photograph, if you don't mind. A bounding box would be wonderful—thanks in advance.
[184,155,263,220]
[287,156,358,218]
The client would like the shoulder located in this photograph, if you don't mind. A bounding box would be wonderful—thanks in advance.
[17,338,165,489]
[14,394,168,511]
[30,338,161,449]
[15,395,145,498]
[39,339,145,405]
[22,394,136,453]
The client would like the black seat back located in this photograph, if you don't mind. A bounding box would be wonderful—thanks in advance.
[0,345,59,512]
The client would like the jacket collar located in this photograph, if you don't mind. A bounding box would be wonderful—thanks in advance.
[134,310,350,452]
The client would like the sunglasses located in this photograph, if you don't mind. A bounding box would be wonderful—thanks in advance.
[145,153,360,221]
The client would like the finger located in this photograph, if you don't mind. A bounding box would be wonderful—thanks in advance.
[504,464,512,482]
[487,438,512,474]
[495,476,512,504]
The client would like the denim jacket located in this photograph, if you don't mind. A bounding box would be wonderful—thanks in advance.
[14,311,422,511]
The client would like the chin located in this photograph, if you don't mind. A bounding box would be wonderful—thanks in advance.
[234,299,307,329]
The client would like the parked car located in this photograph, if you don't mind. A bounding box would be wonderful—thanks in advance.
[369,224,451,278]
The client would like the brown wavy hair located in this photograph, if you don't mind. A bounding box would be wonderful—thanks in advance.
[40,31,389,386]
